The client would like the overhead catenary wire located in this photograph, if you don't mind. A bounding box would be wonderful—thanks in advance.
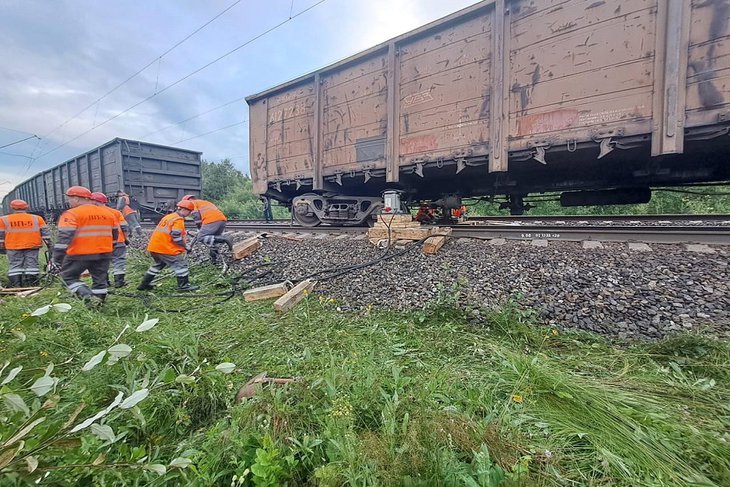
[0,135,39,150]
[26,0,329,169]
[141,95,249,139]
[172,120,248,144]
[30,0,245,156]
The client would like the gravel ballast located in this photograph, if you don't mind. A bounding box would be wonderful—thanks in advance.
[218,233,730,339]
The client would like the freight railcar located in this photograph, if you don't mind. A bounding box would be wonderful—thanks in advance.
[247,0,730,225]
[1,138,202,221]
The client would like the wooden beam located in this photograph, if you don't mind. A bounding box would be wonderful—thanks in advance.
[273,279,316,312]
[422,227,453,255]
[243,282,290,302]
[232,237,262,260]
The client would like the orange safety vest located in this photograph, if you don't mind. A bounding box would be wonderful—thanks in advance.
[0,213,47,250]
[147,213,187,255]
[58,205,116,256]
[108,207,126,244]
[192,199,226,225]
[120,194,136,217]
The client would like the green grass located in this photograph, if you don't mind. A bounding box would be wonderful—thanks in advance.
[0,252,728,486]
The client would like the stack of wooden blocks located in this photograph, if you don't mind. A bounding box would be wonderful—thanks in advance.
[367,214,451,252]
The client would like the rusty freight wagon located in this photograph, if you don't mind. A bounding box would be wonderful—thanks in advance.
[247,0,730,225]
[1,138,202,221]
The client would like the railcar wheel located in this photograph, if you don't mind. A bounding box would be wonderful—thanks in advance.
[293,211,321,227]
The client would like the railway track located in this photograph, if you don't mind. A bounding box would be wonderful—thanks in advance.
[142,215,730,245]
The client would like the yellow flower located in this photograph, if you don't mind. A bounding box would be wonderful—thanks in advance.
[552,329,559,336]
[511,394,524,404]
[40,351,49,357]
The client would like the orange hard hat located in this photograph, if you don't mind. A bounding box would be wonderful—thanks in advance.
[90,192,108,204]
[65,186,92,198]
[181,194,196,201]
[176,200,195,211]
[10,199,28,210]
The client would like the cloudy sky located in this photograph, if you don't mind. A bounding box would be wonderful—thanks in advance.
[0,0,478,197]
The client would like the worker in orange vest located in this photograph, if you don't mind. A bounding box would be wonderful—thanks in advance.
[90,192,129,288]
[115,190,143,237]
[53,186,118,304]
[0,199,52,287]
[137,200,198,292]
[181,195,232,263]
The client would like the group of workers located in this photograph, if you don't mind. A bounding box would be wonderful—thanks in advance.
[0,185,229,306]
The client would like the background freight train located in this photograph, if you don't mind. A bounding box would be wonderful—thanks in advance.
[247,0,730,225]
[1,138,202,222]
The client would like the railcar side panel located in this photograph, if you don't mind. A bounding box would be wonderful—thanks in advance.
[397,12,492,166]
[321,53,389,175]
[685,0,730,127]
[2,138,203,219]
[508,0,657,146]
[264,83,316,184]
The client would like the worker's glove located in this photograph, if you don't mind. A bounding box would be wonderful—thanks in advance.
[124,239,130,246]
[185,243,193,252]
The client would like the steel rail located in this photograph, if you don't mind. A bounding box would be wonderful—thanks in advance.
[138,221,730,245]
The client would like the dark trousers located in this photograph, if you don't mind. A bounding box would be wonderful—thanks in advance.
[60,257,111,299]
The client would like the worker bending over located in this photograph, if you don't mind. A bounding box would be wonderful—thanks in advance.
[90,192,129,288]
[0,199,51,287]
[116,190,143,237]
[181,195,231,263]
[137,200,198,292]
[54,186,118,304]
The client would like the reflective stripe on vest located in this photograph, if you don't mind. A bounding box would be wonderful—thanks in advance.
[59,205,115,256]
[0,214,43,249]
[147,214,186,255]
[195,200,226,224]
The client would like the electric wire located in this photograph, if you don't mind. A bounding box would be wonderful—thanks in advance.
[0,135,39,150]
[30,0,245,160]
[140,95,249,139]
[26,0,328,168]
[172,119,248,145]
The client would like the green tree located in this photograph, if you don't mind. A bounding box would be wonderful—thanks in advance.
[201,159,288,219]
[201,159,247,201]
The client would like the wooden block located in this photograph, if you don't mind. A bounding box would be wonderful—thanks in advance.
[243,282,290,302]
[278,233,304,242]
[233,237,262,260]
[273,279,316,312]
[367,227,433,241]
[423,228,453,255]
[16,288,42,297]
[377,214,413,225]
[0,287,42,296]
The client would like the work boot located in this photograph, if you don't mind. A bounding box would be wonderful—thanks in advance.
[208,247,220,265]
[214,234,233,251]
[137,273,156,291]
[114,274,126,288]
[25,274,40,286]
[75,286,94,302]
[8,275,21,288]
[176,275,199,292]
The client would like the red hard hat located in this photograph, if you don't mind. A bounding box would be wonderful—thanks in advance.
[65,186,92,198]
[10,199,28,210]
[176,200,195,211]
[181,194,196,201]
[90,192,108,204]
